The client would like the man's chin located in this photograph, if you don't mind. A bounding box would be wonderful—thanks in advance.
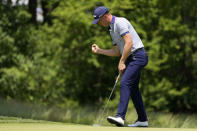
[103,24,109,27]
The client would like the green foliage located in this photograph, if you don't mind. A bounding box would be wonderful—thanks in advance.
[0,0,197,112]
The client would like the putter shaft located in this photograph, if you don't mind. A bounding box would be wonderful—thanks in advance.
[96,73,120,125]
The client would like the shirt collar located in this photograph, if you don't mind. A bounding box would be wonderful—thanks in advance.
[109,16,115,31]
[111,15,115,25]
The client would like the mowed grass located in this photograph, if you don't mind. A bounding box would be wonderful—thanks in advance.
[0,116,197,131]
[0,123,196,131]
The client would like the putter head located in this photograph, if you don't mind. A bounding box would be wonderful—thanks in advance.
[93,123,101,127]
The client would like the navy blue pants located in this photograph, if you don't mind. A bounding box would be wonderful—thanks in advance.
[116,48,148,121]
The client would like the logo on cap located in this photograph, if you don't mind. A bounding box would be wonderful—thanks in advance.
[92,6,109,24]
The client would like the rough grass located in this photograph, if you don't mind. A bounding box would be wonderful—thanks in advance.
[0,99,197,128]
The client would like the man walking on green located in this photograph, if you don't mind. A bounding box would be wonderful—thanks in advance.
[91,6,149,127]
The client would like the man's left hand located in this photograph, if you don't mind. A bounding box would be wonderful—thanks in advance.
[118,62,126,74]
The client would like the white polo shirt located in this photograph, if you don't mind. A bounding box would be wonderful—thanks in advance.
[109,16,144,55]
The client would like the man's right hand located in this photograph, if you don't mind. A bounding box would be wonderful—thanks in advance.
[92,44,100,54]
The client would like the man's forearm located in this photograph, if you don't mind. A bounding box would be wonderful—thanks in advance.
[98,48,120,56]
[120,42,132,63]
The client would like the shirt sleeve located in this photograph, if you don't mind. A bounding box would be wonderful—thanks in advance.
[116,20,130,37]
[112,41,117,46]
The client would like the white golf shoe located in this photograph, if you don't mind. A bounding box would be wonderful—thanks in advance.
[107,116,124,127]
[128,121,148,127]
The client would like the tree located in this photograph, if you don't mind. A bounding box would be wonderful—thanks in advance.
[0,0,197,112]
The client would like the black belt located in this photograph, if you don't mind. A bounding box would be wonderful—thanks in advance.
[126,48,144,62]
[132,47,144,55]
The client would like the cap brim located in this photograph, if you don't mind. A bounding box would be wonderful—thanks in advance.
[92,18,99,24]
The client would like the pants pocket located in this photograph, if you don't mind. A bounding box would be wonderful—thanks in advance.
[132,53,148,67]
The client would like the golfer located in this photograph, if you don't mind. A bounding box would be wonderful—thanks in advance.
[91,6,148,127]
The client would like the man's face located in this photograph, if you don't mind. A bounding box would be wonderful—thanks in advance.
[98,15,109,27]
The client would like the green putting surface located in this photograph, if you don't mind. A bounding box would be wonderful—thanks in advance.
[0,123,196,131]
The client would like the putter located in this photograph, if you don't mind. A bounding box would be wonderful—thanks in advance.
[93,73,120,127]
